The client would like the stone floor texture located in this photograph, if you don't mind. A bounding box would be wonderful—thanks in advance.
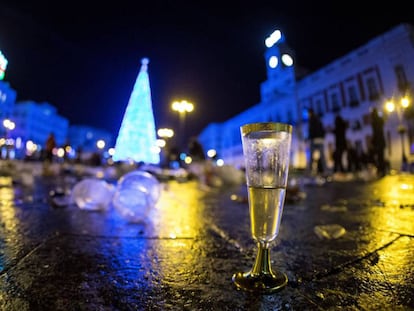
[0,164,413,310]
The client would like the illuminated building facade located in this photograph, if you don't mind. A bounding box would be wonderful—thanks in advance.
[198,23,414,171]
[68,125,113,153]
[12,101,69,155]
[0,81,16,121]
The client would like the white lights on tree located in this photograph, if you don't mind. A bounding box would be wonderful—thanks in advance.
[0,50,8,80]
[113,58,160,164]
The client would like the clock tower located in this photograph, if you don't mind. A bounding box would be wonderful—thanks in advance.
[261,30,296,102]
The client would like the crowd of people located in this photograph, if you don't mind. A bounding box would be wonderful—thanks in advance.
[306,107,388,179]
[39,110,391,181]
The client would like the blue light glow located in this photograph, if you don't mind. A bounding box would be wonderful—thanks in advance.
[113,58,160,164]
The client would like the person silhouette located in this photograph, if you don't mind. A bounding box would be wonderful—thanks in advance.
[370,108,386,176]
[44,132,56,163]
[333,114,348,173]
[307,108,327,175]
[43,132,57,176]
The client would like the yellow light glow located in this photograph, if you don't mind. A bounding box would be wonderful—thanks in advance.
[400,183,413,190]
[152,181,209,283]
[369,175,414,229]
[184,156,192,164]
[385,100,395,112]
[362,175,414,300]
[385,96,410,112]
[154,181,206,238]
[158,128,174,138]
[401,97,410,108]
[172,100,194,113]
[0,177,20,241]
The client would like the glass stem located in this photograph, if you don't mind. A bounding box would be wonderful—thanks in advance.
[251,241,274,276]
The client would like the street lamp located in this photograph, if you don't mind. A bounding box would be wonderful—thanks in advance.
[384,96,411,167]
[171,100,194,149]
[157,128,174,139]
[2,119,15,159]
[3,119,15,139]
[157,128,174,168]
[96,139,106,151]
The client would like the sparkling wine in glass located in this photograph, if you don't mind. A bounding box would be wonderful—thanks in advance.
[232,122,292,294]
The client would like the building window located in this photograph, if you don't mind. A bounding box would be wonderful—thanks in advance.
[363,113,370,126]
[348,85,359,107]
[331,93,341,113]
[315,99,323,116]
[366,77,380,101]
[350,120,361,131]
[395,65,409,93]
[287,110,293,124]
[276,113,282,122]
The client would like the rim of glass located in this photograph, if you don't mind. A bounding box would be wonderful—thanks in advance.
[240,122,292,135]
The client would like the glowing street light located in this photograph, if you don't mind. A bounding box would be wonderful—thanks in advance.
[157,128,175,167]
[171,100,194,149]
[96,139,106,150]
[3,119,15,132]
[157,128,174,139]
[2,119,15,159]
[384,96,411,166]
[172,100,194,114]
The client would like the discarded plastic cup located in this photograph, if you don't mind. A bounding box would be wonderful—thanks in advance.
[71,178,114,211]
[314,224,346,239]
[112,170,161,223]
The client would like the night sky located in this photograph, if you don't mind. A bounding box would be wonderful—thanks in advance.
[0,1,413,146]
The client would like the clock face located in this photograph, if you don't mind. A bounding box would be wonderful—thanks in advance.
[281,54,293,67]
[268,56,278,68]
[268,54,293,69]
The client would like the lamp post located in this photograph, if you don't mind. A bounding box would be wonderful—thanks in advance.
[94,139,106,166]
[171,100,194,150]
[157,128,174,168]
[384,96,410,168]
[2,119,15,159]
[3,118,15,136]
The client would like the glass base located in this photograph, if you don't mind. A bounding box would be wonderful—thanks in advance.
[232,270,288,294]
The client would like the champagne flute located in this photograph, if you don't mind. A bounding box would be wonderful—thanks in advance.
[232,122,292,294]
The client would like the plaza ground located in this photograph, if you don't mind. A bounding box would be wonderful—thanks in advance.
[0,161,413,310]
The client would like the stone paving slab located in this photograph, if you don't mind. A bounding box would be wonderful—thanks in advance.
[0,171,413,310]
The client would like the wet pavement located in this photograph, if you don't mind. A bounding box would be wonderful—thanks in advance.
[0,164,413,310]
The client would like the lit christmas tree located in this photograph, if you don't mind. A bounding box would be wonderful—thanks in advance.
[113,58,160,164]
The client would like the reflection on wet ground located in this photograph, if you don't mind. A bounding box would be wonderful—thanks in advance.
[0,169,413,310]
